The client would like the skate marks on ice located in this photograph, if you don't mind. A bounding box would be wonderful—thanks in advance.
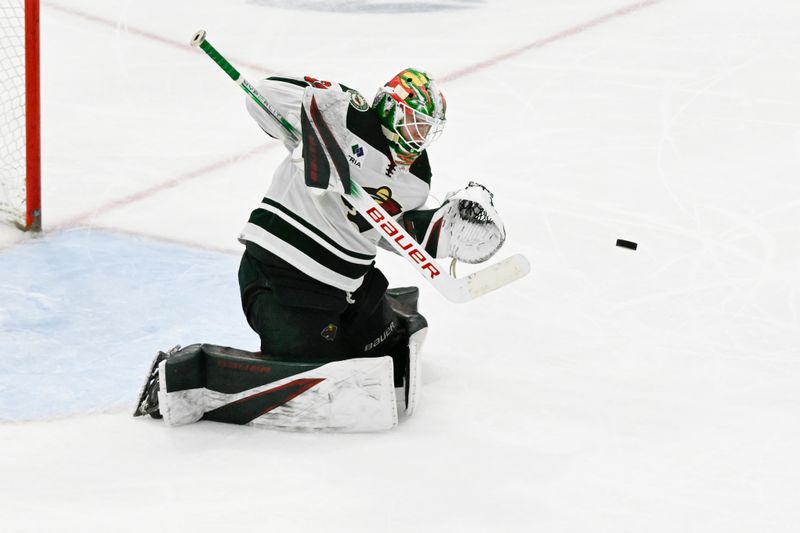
[0,228,254,421]
[248,0,482,14]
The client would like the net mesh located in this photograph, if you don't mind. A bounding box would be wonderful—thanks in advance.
[0,0,27,228]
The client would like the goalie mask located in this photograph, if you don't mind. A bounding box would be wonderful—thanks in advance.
[373,68,447,165]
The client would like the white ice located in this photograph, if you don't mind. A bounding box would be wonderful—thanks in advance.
[2,0,800,531]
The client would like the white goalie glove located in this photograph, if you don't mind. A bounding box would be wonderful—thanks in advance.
[438,181,506,264]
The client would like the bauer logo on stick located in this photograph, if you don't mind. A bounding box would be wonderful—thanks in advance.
[366,206,440,279]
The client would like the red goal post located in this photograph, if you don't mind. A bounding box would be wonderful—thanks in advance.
[0,0,41,232]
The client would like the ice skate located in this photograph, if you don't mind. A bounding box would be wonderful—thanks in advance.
[133,346,180,418]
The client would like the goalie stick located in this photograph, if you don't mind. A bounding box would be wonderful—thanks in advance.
[190,30,530,303]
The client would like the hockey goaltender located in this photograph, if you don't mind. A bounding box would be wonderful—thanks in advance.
[134,68,507,431]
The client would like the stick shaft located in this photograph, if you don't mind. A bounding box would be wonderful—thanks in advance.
[191,31,300,142]
[197,39,241,82]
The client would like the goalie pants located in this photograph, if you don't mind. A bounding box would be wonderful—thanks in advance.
[238,248,407,378]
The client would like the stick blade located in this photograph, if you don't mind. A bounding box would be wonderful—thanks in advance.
[441,254,531,303]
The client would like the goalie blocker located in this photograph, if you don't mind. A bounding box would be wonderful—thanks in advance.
[134,287,427,432]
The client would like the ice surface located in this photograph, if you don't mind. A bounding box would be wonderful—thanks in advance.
[0,229,255,420]
[2,0,800,531]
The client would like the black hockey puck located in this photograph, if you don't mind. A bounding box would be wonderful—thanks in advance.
[616,239,637,250]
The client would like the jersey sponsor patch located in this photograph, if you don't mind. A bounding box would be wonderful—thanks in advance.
[348,143,365,168]
[348,90,370,111]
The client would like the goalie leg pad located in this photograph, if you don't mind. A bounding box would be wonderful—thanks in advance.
[385,286,428,417]
[154,344,398,432]
[404,327,427,417]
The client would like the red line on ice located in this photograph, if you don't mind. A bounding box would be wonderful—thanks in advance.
[55,143,277,230]
[43,1,273,75]
[441,0,662,82]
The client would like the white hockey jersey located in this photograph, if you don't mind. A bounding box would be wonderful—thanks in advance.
[239,76,444,293]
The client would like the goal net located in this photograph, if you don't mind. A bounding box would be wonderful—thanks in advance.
[0,0,40,231]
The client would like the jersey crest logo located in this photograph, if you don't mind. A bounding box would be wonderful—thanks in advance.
[320,323,338,341]
[370,187,402,216]
[343,186,403,233]
[348,90,370,111]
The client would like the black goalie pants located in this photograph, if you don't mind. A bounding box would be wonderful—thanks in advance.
[238,249,407,377]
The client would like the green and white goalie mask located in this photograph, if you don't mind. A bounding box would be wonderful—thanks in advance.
[373,68,447,166]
